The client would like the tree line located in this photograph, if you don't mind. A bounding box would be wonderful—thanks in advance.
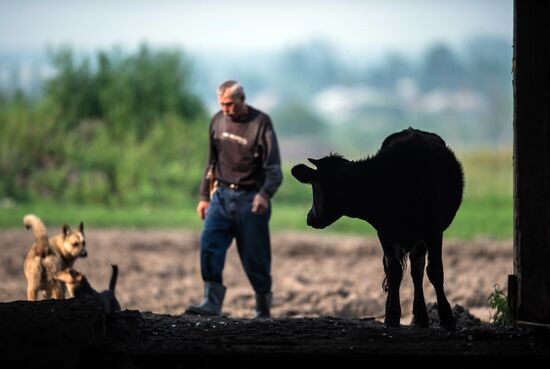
[0,45,209,206]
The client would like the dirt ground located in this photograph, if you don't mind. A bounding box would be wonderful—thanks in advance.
[0,227,513,323]
[3,228,549,368]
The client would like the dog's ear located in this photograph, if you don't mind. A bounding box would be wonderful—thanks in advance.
[79,221,84,235]
[56,269,81,284]
[71,269,83,282]
[63,224,71,237]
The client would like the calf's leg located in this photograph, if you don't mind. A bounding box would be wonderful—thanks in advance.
[409,242,429,328]
[425,232,456,331]
[378,233,404,328]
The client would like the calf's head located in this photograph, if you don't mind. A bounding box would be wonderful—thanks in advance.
[291,156,347,229]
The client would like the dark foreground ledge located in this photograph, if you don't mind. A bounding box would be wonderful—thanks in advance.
[0,299,548,368]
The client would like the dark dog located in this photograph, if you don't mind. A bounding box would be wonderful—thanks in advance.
[56,265,121,313]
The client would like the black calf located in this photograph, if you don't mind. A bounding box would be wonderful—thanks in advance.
[291,127,463,331]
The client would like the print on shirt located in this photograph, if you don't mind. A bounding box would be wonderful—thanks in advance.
[221,132,248,146]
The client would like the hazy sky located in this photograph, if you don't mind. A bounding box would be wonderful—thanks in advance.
[1,0,512,55]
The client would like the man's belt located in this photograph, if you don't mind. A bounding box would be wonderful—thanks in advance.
[217,181,258,191]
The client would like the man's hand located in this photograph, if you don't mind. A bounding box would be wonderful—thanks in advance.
[251,193,269,214]
[196,200,210,220]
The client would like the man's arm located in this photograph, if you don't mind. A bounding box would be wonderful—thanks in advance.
[197,118,217,219]
[258,117,283,201]
[196,200,210,220]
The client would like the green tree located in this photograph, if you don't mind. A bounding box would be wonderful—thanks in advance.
[0,44,209,206]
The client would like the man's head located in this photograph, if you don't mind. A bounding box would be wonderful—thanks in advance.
[217,80,247,119]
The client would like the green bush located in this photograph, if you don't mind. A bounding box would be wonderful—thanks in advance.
[0,45,209,206]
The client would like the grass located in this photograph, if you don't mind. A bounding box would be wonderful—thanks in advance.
[0,201,204,230]
[0,148,513,240]
[275,195,512,239]
[488,284,513,328]
[0,195,512,240]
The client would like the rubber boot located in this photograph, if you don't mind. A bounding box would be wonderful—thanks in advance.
[254,292,272,319]
[185,282,226,316]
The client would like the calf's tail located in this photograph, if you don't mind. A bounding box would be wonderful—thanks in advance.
[382,251,408,292]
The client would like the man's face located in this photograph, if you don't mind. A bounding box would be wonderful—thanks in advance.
[218,90,245,119]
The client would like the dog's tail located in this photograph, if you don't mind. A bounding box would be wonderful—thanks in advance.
[23,214,49,256]
[109,264,119,293]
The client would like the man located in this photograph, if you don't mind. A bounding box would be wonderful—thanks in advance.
[185,80,283,318]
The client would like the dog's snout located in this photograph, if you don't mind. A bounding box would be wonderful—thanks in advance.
[80,249,88,257]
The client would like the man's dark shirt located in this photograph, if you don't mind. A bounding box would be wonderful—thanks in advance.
[199,106,283,201]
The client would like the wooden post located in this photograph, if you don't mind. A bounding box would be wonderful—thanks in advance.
[511,0,550,324]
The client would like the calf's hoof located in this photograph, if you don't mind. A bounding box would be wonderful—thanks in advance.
[384,316,401,328]
[438,303,456,331]
[411,314,429,328]
[440,318,456,332]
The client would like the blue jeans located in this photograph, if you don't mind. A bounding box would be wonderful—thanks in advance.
[200,187,272,295]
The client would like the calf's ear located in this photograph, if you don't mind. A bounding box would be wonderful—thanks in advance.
[291,164,316,183]
[308,158,320,167]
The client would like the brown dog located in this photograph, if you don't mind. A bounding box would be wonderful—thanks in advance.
[55,265,121,313]
[23,214,87,300]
